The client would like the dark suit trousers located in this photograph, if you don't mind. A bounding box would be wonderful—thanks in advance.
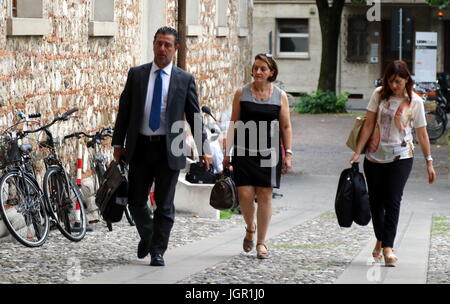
[128,134,180,256]
[363,158,413,248]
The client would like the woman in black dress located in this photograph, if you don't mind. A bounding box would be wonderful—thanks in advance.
[223,54,293,259]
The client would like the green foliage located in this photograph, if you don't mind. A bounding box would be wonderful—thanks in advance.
[349,0,367,6]
[426,0,450,9]
[448,133,450,160]
[220,209,240,219]
[294,90,349,114]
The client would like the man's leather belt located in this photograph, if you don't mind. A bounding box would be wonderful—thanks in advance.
[139,134,165,142]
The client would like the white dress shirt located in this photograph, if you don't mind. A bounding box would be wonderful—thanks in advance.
[140,61,172,136]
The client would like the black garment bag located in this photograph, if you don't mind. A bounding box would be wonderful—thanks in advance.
[335,162,371,227]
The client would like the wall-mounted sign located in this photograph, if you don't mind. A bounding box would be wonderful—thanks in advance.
[414,32,437,82]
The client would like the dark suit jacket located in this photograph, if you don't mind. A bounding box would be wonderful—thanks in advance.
[112,63,210,170]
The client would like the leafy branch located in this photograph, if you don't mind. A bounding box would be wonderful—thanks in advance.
[426,0,450,10]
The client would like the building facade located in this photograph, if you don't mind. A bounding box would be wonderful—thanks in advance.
[253,0,449,100]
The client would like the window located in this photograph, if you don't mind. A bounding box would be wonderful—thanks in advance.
[346,17,368,62]
[89,0,117,37]
[16,0,43,18]
[7,0,51,36]
[277,19,309,58]
[238,0,248,37]
[186,0,201,36]
[215,0,229,37]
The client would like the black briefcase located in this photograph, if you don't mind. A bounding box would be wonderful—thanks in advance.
[185,162,217,184]
[95,160,127,224]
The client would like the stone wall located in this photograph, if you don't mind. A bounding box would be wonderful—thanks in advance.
[0,0,252,177]
[0,0,141,177]
[169,0,253,116]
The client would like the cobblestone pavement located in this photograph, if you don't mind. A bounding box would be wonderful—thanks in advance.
[0,214,241,284]
[180,211,374,284]
[427,215,450,284]
[0,113,447,284]
[0,208,287,284]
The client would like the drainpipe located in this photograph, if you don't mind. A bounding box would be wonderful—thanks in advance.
[177,0,187,71]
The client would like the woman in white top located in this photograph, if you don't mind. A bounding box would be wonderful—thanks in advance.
[349,60,436,267]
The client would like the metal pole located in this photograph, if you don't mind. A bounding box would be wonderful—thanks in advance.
[399,8,403,61]
[268,31,272,53]
[177,0,187,70]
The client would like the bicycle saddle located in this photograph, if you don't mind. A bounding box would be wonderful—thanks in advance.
[19,144,32,153]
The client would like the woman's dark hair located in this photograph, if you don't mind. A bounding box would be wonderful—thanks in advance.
[253,53,278,82]
[154,26,179,45]
[381,60,414,102]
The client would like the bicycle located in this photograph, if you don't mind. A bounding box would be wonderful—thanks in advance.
[0,113,51,247]
[29,108,88,242]
[64,127,136,231]
[414,82,448,141]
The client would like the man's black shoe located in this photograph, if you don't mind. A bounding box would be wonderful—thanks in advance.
[137,239,151,259]
[150,254,165,266]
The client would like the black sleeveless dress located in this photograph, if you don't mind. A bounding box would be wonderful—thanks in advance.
[232,84,282,188]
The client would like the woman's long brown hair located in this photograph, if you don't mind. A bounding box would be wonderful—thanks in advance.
[380,60,414,103]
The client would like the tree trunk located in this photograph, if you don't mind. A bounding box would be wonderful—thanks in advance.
[316,0,346,93]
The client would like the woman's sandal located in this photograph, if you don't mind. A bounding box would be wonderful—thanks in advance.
[243,225,255,253]
[256,243,269,259]
[384,252,398,267]
[372,249,383,263]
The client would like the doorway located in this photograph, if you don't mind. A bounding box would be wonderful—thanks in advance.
[380,9,414,76]
[444,20,450,73]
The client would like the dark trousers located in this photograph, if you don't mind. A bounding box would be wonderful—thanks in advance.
[128,134,180,256]
[363,157,413,248]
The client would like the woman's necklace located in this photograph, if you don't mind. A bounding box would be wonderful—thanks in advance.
[250,83,273,101]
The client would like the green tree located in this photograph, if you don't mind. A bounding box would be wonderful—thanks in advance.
[316,0,346,93]
[426,0,450,9]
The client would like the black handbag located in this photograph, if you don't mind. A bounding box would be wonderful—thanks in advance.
[209,170,239,210]
[185,162,217,184]
[335,162,371,227]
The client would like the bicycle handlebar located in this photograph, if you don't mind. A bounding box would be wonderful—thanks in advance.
[18,112,41,119]
[59,108,78,121]
[64,127,114,148]
[21,108,79,136]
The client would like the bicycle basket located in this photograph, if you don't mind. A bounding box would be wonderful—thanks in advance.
[0,136,20,169]
[424,101,437,112]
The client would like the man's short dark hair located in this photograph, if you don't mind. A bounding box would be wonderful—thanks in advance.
[154,26,179,45]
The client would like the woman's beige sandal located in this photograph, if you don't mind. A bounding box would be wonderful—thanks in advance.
[243,225,255,252]
[384,253,398,267]
[256,243,269,259]
[372,249,383,263]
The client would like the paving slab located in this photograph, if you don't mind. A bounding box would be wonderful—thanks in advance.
[77,208,328,284]
[335,211,432,284]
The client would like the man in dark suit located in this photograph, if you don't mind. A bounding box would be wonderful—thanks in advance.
[112,26,211,266]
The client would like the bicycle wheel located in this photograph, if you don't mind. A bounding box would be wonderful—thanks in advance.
[43,167,87,241]
[426,107,447,141]
[0,170,50,247]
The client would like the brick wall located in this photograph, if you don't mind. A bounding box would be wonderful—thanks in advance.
[181,0,253,116]
[0,0,252,177]
[0,0,141,177]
